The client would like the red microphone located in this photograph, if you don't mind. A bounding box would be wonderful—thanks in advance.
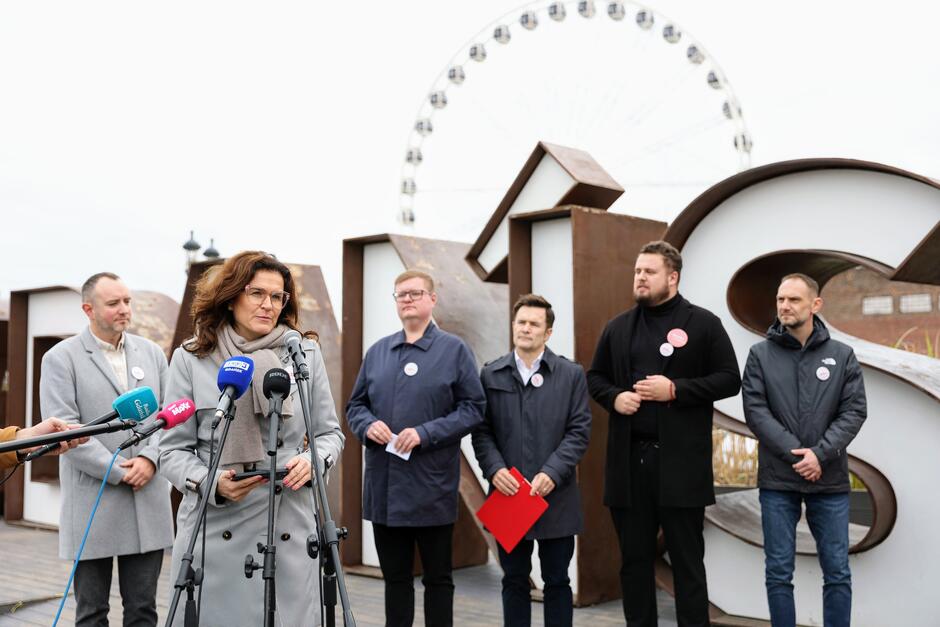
[118,398,196,450]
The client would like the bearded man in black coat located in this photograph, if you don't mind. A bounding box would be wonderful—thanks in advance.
[588,240,741,627]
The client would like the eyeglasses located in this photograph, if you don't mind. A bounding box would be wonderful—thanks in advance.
[392,289,430,302]
[244,285,290,309]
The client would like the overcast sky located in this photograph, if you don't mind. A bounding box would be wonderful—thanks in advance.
[1,0,937,315]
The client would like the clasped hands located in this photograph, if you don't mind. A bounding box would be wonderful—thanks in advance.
[366,420,421,454]
[491,468,555,498]
[791,448,822,482]
[614,375,675,415]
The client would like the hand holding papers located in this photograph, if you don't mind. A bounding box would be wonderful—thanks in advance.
[476,467,549,552]
[385,433,412,461]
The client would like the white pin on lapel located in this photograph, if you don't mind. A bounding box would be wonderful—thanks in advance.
[659,343,675,357]
[531,373,544,388]
[131,366,145,381]
[816,366,830,381]
[404,362,418,377]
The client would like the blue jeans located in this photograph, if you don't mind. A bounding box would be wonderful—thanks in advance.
[498,536,575,627]
[759,489,851,627]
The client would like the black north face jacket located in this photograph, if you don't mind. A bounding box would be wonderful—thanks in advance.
[742,317,867,493]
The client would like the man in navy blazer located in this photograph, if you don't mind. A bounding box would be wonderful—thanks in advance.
[346,269,486,627]
[588,241,740,627]
[473,294,591,627]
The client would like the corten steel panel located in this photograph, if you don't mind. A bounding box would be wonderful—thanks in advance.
[127,290,181,359]
[3,286,77,521]
[466,142,624,284]
[507,206,667,606]
[29,336,70,483]
[893,220,940,285]
[172,259,345,526]
[3,292,28,521]
[341,233,506,570]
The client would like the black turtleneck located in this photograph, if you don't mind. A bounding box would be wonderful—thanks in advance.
[629,293,683,440]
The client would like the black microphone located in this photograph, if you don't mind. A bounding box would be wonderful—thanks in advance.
[282,330,310,380]
[0,419,140,456]
[24,386,158,462]
[263,368,291,418]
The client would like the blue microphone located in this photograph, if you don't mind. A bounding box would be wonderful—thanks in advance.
[25,386,158,461]
[212,356,254,426]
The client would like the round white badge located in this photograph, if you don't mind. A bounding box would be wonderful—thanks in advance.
[816,366,830,381]
[659,342,675,357]
[404,362,419,377]
[131,366,145,381]
[531,373,544,388]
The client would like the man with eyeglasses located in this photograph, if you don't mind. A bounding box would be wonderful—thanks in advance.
[347,269,486,627]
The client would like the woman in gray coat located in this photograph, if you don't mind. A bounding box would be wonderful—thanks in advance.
[158,251,344,626]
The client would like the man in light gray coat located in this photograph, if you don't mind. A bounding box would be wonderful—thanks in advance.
[41,272,173,626]
[743,273,867,627]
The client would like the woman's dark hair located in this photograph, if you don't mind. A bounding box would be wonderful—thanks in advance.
[184,251,316,356]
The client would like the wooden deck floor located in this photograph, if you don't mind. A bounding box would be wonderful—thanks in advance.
[0,519,676,625]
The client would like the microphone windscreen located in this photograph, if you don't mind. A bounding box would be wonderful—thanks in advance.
[263,368,291,399]
[217,356,255,398]
[159,398,196,429]
[283,329,303,349]
[112,387,159,421]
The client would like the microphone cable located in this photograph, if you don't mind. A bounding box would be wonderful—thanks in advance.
[52,448,121,626]
[0,462,22,488]
[197,407,217,624]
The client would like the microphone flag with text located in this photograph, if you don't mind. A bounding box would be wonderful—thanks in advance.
[118,398,196,450]
[213,356,255,426]
[25,386,158,462]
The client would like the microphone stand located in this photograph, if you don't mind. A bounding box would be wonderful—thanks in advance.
[165,405,237,627]
[244,393,284,627]
[289,352,356,627]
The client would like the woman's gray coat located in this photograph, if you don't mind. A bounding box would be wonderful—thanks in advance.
[158,338,344,627]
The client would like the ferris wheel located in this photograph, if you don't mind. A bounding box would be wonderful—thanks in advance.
[398,0,752,236]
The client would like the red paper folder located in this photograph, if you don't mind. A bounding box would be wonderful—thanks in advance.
[475,467,548,553]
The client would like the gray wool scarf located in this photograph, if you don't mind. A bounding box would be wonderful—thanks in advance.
[212,323,295,469]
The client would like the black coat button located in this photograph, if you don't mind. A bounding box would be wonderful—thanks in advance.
[277,438,284,448]
[222,530,232,540]
[275,485,283,495]
[280,533,291,541]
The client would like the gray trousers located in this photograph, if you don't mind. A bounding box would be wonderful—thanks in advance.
[73,549,164,627]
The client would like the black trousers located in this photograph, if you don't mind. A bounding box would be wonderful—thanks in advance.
[73,549,164,627]
[609,441,709,627]
[498,536,575,627]
[372,522,455,627]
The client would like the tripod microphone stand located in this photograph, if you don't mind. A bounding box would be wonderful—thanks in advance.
[284,332,356,627]
[243,368,291,627]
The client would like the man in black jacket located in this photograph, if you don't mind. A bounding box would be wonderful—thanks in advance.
[588,240,741,627]
[474,294,591,627]
[742,274,866,627]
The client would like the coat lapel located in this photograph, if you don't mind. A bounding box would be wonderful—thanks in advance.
[662,301,695,377]
[123,335,145,389]
[80,327,123,396]
[621,307,641,383]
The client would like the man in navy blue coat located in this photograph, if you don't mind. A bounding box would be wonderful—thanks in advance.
[473,294,591,627]
[346,269,486,627]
